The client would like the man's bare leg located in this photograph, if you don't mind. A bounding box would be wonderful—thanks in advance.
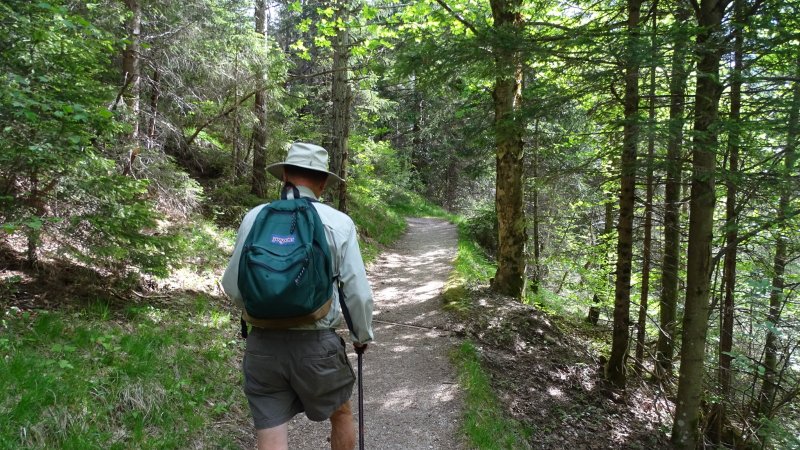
[256,423,289,450]
[330,401,356,450]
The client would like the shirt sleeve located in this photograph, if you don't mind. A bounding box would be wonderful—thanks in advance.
[338,222,374,344]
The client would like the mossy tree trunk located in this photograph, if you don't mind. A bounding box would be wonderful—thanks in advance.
[490,0,527,299]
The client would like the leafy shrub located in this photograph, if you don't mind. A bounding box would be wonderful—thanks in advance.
[464,202,497,256]
[203,182,268,227]
[350,137,412,193]
[0,2,181,278]
[58,155,181,278]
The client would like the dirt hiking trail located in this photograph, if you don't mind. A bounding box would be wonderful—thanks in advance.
[288,217,465,449]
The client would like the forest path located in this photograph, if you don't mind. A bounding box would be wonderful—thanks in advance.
[288,217,464,449]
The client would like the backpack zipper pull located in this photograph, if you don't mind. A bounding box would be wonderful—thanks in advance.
[294,258,309,285]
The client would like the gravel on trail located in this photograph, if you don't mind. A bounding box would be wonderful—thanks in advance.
[287,217,465,449]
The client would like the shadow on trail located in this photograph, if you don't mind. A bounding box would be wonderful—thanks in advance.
[288,217,464,450]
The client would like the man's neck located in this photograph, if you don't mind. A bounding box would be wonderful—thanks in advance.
[285,184,319,200]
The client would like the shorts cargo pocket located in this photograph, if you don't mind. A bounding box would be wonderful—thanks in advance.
[302,350,354,397]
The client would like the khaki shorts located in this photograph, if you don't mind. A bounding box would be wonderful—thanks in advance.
[243,328,355,429]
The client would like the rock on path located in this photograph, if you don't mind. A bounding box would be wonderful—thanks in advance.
[287,217,464,449]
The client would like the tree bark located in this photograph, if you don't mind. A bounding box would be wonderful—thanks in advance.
[671,0,729,445]
[233,53,243,179]
[531,118,541,294]
[411,76,425,183]
[146,69,160,151]
[656,0,691,380]
[121,0,141,176]
[329,0,351,212]
[712,0,743,442]
[756,51,799,430]
[25,173,42,267]
[607,0,642,389]
[635,13,658,372]
[490,0,527,298]
[251,0,269,197]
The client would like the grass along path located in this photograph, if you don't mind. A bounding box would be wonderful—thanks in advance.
[0,295,250,449]
[1,217,479,449]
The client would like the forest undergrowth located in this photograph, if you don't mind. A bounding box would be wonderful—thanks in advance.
[452,287,674,449]
[0,185,441,449]
[447,224,674,449]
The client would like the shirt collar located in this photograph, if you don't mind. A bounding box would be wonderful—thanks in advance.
[291,184,318,200]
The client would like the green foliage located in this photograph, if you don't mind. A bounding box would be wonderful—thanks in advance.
[443,220,495,314]
[173,220,235,271]
[385,190,450,218]
[452,220,495,284]
[463,202,498,256]
[56,156,180,277]
[346,140,450,262]
[0,1,117,225]
[0,301,243,448]
[204,182,267,227]
[2,0,799,443]
[0,1,177,277]
[757,414,800,450]
[452,341,533,449]
[351,137,412,192]
[348,180,408,263]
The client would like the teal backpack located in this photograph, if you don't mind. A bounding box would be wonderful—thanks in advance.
[237,185,334,330]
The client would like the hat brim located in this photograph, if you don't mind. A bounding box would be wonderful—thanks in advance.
[266,162,344,184]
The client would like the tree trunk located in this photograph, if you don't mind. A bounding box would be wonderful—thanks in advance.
[122,0,141,176]
[329,0,351,212]
[712,0,743,442]
[233,53,243,179]
[411,76,426,181]
[146,69,160,151]
[635,17,657,372]
[25,173,42,268]
[607,0,642,389]
[671,0,729,446]
[587,199,615,323]
[531,118,541,294]
[490,0,527,298]
[756,51,799,431]
[251,0,268,197]
[655,0,691,380]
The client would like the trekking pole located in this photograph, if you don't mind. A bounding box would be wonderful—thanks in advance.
[355,345,365,450]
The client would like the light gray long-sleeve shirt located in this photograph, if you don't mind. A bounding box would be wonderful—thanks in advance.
[221,185,374,344]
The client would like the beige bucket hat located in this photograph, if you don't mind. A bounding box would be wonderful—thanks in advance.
[266,142,344,183]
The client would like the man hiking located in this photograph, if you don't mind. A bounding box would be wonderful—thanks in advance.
[222,142,374,450]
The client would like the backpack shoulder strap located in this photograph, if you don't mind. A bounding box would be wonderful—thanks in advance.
[281,183,301,200]
[338,284,355,335]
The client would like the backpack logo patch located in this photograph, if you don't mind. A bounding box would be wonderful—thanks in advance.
[271,234,296,245]
[238,196,333,323]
